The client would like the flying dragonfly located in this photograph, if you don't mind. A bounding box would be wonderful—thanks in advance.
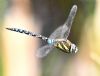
[6,5,78,58]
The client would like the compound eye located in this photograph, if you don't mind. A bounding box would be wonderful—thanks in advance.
[75,46,78,53]
[70,44,76,53]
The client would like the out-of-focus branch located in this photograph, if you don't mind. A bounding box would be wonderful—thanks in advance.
[2,0,41,76]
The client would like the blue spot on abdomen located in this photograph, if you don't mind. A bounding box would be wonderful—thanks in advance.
[47,39,54,45]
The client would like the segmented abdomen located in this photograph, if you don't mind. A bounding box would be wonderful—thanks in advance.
[6,28,48,41]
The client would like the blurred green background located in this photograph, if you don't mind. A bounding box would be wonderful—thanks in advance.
[0,0,7,76]
[0,0,97,76]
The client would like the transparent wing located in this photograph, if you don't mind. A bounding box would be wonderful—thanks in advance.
[36,45,53,58]
[49,5,77,39]
[61,5,77,39]
[49,25,64,39]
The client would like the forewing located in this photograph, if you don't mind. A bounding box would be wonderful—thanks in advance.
[49,25,63,39]
[49,5,77,39]
[36,45,53,58]
[61,5,77,39]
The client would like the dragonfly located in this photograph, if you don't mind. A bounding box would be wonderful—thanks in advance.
[6,5,78,58]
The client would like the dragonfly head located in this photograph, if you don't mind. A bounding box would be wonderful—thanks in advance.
[70,44,78,53]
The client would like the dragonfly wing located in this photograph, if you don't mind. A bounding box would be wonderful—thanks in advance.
[36,45,53,58]
[49,25,64,39]
[49,5,77,39]
[61,5,77,39]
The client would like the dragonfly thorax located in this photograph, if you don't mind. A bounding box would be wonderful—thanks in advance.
[54,39,78,53]
[54,39,71,53]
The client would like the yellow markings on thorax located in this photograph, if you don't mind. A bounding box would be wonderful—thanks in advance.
[54,39,71,53]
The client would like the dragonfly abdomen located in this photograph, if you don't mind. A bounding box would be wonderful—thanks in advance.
[6,28,48,41]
